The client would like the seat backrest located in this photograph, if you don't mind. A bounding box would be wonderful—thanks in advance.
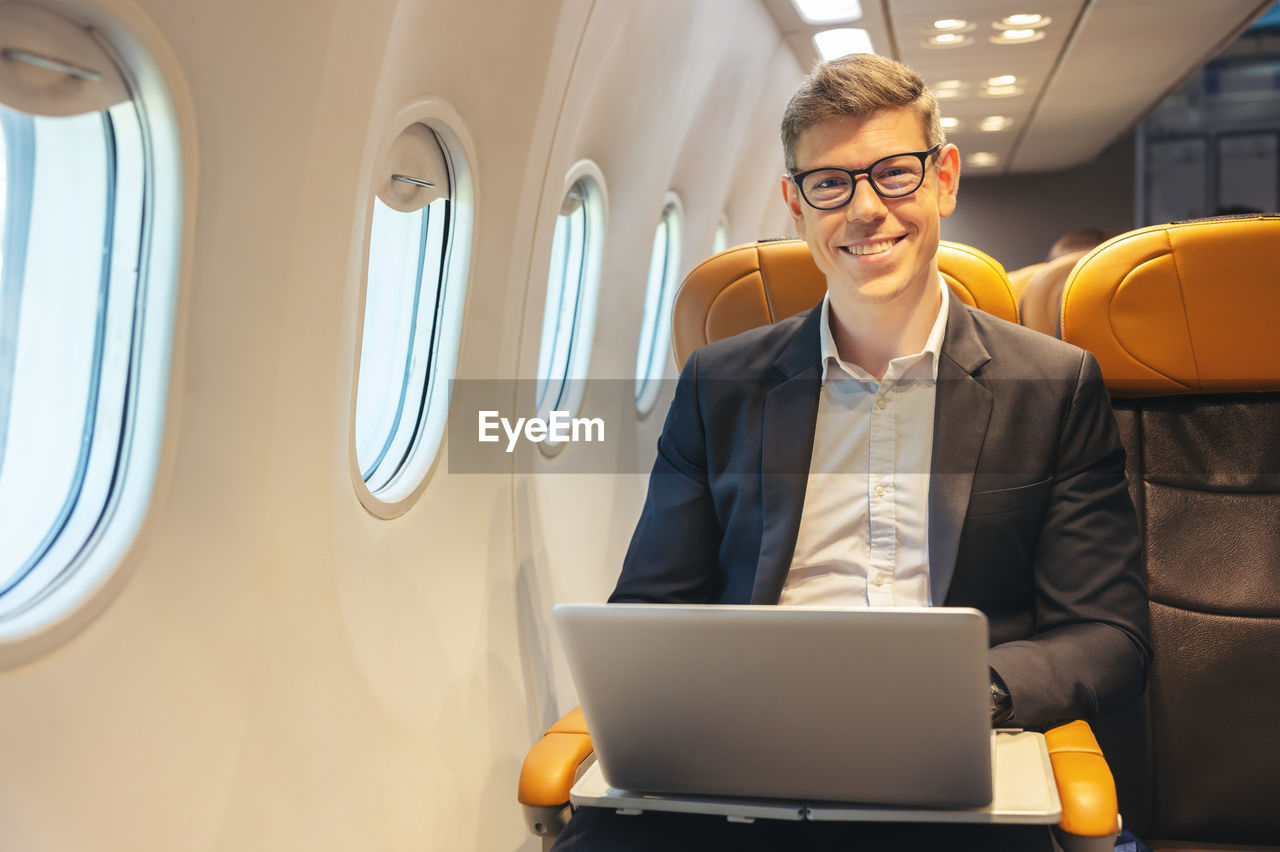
[1061,214,1280,845]
[1018,249,1086,337]
[671,238,1018,368]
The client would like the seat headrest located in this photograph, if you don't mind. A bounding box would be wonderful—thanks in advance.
[671,238,1017,368]
[1061,215,1280,396]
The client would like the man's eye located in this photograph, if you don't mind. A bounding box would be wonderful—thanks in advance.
[879,167,909,179]
[814,176,850,190]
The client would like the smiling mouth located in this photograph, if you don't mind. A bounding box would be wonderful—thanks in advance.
[841,236,904,256]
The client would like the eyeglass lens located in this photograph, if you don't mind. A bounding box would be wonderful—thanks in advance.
[801,154,927,208]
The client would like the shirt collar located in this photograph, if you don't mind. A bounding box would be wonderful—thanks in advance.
[818,275,950,385]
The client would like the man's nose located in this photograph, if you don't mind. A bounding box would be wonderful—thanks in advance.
[846,175,888,221]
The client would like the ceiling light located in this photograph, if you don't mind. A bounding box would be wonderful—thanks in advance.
[813,28,875,60]
[1001,13,1044,27]
[992,15,1051,31]
[792,0,863,24]
[981,84,1024,97]
[940,117,960,129]
[932,18,968,30]
[932,80,968,98]
[990,28,1045,44]
[980,116,1013,131]
[969,152,999,167]
[927,33,971,47]
[986,75,1017,87]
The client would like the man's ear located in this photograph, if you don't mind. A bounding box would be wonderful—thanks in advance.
[781,176,807,237]
[936,144,961,219]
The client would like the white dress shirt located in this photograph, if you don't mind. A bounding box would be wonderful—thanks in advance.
[778,279,949,607]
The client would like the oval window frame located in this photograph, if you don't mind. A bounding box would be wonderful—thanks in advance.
[0,0,192,664]
[534,159,607,457]
[349,98,477,519]
[634,192,683,416]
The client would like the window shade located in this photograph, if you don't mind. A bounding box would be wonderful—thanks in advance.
[0,2,129,117]
[376,122,448,213]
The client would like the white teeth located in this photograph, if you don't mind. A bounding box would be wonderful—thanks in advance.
[844,238,897,256]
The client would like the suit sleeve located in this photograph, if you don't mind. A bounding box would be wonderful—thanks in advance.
[988,351,1152,729]
[610,349,722,603]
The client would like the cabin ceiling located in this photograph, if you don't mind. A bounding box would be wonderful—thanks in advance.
[761,0,1275,174]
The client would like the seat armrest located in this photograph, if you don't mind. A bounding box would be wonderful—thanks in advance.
[518,706,594,808]
[1045,720,1120,841]
[516,711,1120,845]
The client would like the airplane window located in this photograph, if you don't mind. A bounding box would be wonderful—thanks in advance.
[635,198,682,414]
[713,218,729,254]
[0,2,180,626]
[354,118,471,508]
[535,166,605,437]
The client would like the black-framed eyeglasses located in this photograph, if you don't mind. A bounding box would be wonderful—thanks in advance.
[791,145,942,210]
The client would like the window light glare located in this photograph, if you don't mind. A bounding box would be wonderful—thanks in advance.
[531,163,605,450]
[356,117,468,503]
[0,1,182,625]
[635,201,683,413]
[792,0,863,24]
[932,18,967,30]
[987,75,1017,86]
[813,27,875,60]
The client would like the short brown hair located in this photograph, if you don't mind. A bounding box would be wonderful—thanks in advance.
[781,54,944,172]
[1048,228,1108,261]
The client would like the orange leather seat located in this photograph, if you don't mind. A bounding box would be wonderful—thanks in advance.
[1063,214,1280,395]
[1061,214,1280,850]
[671,238,1018,368]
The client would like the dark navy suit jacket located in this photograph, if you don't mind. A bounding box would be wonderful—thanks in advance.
[611,291,1151,729]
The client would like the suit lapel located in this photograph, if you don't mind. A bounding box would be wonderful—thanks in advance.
[751,309,822,604]
[929,295,992,605]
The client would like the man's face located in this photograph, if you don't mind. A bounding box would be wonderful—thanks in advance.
[782,107,960,308]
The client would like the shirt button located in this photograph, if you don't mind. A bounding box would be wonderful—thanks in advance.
[873,574,885,587]
[874,484,886,497]
[876,398,887,410]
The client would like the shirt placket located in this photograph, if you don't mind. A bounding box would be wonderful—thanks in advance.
[867,380,896,605]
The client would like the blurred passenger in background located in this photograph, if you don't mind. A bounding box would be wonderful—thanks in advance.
[1047,227,1108,261]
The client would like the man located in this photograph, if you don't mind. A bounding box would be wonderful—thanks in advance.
[556,53,1149,850]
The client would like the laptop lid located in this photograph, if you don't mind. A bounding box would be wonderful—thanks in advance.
[553,603,993,808]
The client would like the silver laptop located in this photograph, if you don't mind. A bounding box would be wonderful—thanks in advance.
[553,603,993,808]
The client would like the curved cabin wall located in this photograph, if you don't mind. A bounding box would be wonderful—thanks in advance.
[512,1,801,728]
[0,0,797,850]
